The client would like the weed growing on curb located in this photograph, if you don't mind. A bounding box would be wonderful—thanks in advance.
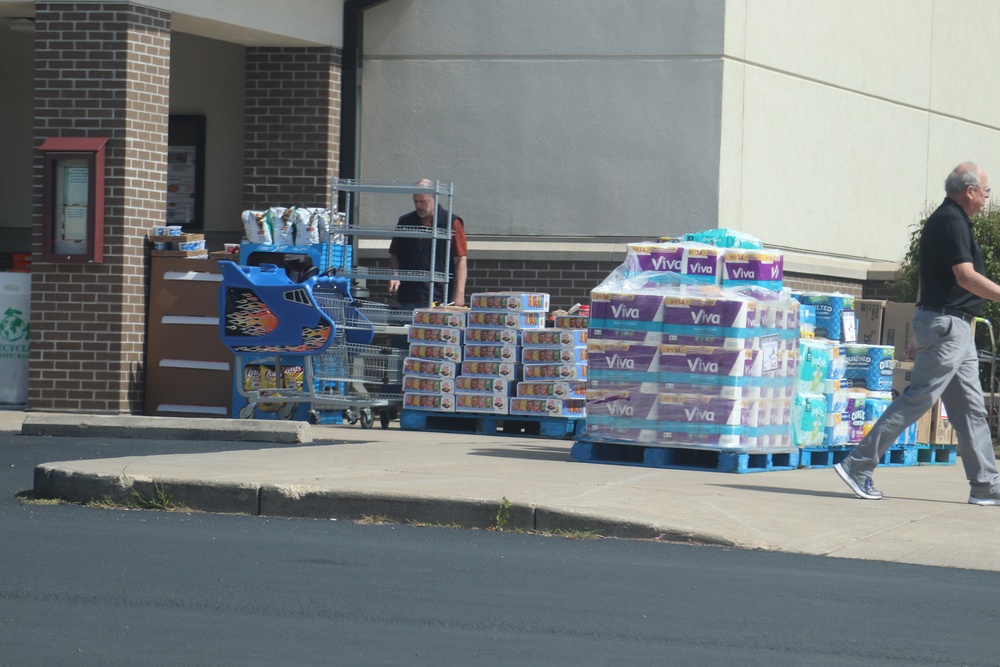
[493,496,511,531]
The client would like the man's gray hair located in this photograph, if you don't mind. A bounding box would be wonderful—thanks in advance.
[945,162,982,196]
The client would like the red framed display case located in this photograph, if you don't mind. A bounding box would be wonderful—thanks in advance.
[38,137,108,263]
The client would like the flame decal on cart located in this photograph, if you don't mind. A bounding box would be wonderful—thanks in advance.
[224,287,332,353]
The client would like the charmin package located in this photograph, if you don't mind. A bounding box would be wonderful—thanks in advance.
[470,292,550,312]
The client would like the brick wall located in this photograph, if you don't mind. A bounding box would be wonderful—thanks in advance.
[31,2,170,413]
[243,47,342,210]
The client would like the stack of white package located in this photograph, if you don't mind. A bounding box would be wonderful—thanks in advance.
[511,327,589,418]
[456,293,550,415]
[584,267,799,450]
[401,307,468,413]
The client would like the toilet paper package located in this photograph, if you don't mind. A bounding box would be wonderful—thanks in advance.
[846,391,867,443]
[863,393,916,445]
[824,411,849,447]
[843,344,895,391]
[824,378,850,414]
[793,393,826,446]
[791,292,855,341]
[797,339,847,393]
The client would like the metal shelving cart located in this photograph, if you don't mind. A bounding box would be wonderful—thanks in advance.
[330,178,456,312]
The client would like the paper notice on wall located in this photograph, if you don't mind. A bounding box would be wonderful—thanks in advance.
[166,145,197,225]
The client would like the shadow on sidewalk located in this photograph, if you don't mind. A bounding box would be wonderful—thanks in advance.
[468,445,573,462]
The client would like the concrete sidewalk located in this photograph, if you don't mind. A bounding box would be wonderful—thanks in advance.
[6,409,1000,572]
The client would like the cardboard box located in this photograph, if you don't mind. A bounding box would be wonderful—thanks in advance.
[854,299,886,345]
[892,361,914,399]
[930,400,954,444]
[881,302,915,361]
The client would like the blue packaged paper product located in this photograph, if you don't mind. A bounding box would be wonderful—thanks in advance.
[844,344,895,391]
[792,292,855,341]
[793,392,826,446]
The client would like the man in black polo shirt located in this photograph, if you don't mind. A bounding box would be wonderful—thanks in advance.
[835,162,1000,504]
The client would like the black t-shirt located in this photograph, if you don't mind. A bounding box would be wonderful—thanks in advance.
[917,197,985,315]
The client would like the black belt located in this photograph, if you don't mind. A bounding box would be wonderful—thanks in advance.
[918,306,975,323]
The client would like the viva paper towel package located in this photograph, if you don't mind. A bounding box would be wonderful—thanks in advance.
[624,241,723,284]
[582,259,799,452]
[721,249,784,291]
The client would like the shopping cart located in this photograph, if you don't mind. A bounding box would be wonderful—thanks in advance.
[975,317,1000,435]
[219,261,405,428]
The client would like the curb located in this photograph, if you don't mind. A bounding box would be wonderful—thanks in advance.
[31,463,738,546]
[20,414,311,444]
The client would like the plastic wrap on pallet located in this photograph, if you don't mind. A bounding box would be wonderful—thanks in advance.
[581,263,798,452]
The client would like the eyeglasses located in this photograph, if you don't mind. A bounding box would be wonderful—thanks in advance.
[974,184,993,196]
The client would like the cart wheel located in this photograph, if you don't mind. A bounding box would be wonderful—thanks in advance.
[345,408,358,425]
[360,408,374,429]
[308,410,321,425]
[278,403,296,420]
[379,410,391,430]
[239,404,256,420]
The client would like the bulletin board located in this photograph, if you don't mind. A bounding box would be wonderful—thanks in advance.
[167,115,206,230]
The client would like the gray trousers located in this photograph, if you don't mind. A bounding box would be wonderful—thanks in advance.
[846,309,1000,494]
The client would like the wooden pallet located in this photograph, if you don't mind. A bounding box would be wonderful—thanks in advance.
[570,440,800,473]
[799,443,957,469]
[399,409,586,439]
